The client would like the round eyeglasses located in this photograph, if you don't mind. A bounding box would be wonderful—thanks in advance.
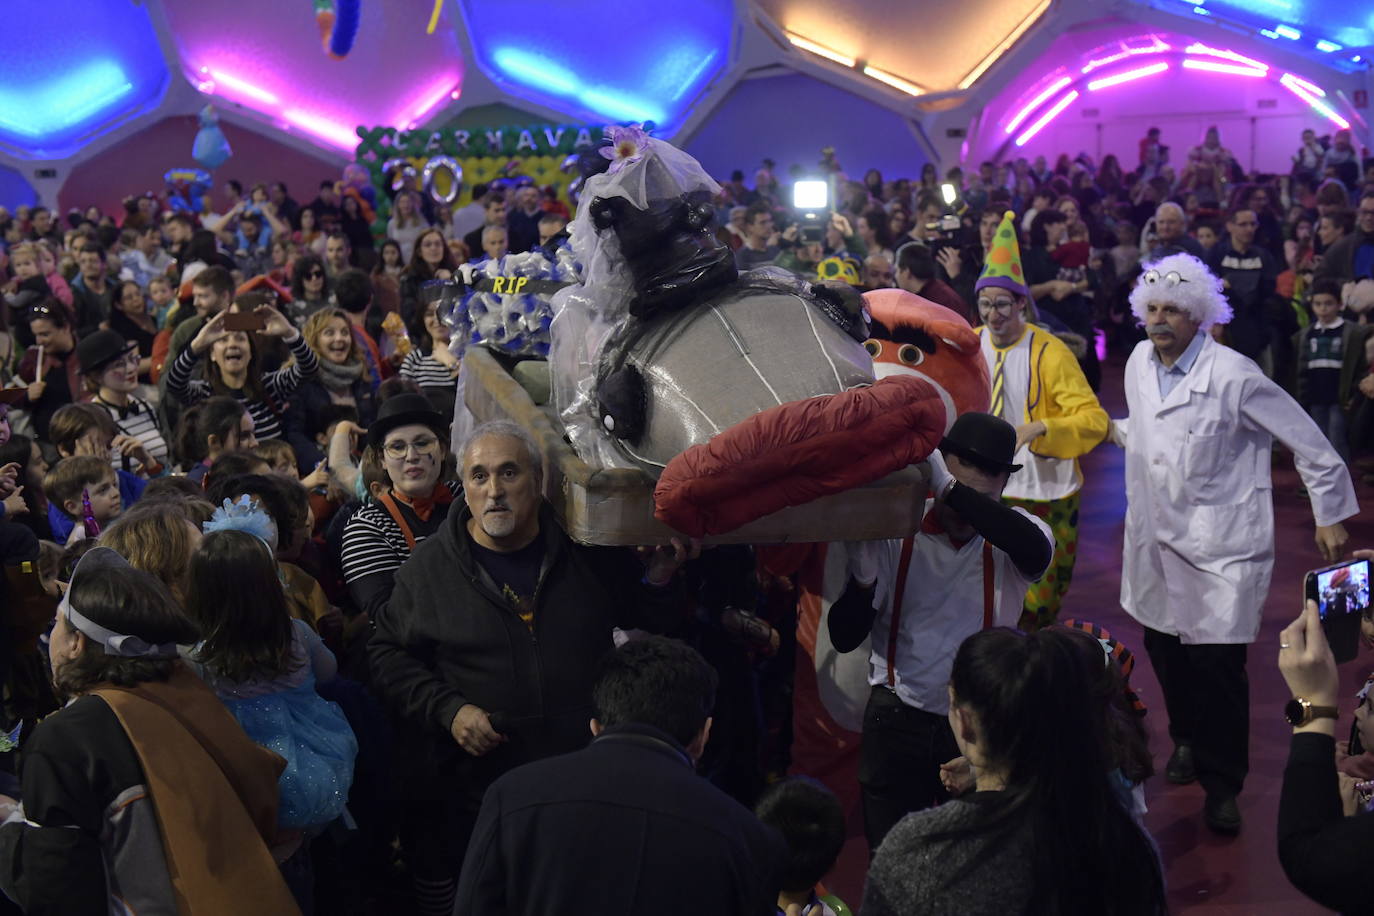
[1141,269,1191,288]
[976,297,1018,316]
[383,435,439,459]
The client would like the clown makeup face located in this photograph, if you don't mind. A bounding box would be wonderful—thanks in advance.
[98,351,141,395]
[979,292,1028,347]
[383,423,443,498]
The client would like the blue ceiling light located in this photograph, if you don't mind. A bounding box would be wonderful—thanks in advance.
[490,48,579,95]
[0,0,167,156]
[1315,40,1343,52]
[1142,0,1373,51]
[460,0,732,130]
[578,88,665,125]
[487,47,665,123]
[0,60,134,139]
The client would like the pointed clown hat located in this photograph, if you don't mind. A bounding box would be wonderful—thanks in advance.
[975,210,1029,299]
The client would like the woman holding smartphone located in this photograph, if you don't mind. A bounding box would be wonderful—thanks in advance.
[164,293,318,443]
[1278,593,1374,914]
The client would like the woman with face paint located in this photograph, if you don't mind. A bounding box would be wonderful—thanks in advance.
[340,392,457,621]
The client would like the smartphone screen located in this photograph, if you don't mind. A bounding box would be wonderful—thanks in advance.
[1305,557,1370,664]
[223,311,266,332]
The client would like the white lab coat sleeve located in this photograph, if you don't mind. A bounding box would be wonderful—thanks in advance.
[1109,416,1129,448]
[1238,373,1359,528]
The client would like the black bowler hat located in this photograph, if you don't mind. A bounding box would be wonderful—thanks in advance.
[368,392,447,449]
[76,329,138,375]
[939,412,1022,473]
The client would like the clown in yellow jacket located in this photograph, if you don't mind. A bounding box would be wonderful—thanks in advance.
[974,212,1109,628]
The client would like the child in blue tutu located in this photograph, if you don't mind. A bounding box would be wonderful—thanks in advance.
[185,499,358,911]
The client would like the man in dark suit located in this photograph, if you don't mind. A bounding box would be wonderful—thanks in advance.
[454,636,786,914]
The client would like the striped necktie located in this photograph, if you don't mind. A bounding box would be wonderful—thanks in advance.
[990,348,1006,419]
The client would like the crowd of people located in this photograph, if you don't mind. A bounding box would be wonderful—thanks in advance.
[0,119,1367,915]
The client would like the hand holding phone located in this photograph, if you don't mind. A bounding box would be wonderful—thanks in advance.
[1278,600,1339,705]
[1304,557,1370,664]
[222,311,266,332]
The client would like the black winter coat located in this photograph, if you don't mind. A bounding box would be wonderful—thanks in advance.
[455,723,786,915]
[368,504,684,806]
[282,375,378,475]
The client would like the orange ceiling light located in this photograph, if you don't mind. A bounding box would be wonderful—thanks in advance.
[957,0,1053,89]
[862,64,925,96]
[785,31,856,68]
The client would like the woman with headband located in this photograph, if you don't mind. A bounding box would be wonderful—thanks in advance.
[0,547,299,914]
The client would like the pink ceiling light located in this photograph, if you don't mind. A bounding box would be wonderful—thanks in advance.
[1086,61,1169,91]
[1283,73,1325,97]
[281,108,358,149]
[1184,43,1268,72]
[1181,59,1266,76]
[199,65,457,147]
[1004,76,1072,134]
[395,77,461,129]
[1015,90,1079,147]
[202,67,280,106]
[1080,36,1171,74]
[196,63,374,151]
[1280,73,1351,130]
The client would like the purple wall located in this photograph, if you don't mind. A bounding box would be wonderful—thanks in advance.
[0,165,37,212]
[58,116,341,219]
[683,72,932,185]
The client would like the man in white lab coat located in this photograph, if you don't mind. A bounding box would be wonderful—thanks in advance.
[1113,253,1357,836]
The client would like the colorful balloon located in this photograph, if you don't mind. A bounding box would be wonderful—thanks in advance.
[312,0,361,59]
[191,105,232,171]
[422,155,463,205]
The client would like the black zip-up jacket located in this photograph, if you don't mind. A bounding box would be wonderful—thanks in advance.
[368,503,684,804]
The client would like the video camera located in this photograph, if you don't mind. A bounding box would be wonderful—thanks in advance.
[792,179,831,245]
[920,182,967,258]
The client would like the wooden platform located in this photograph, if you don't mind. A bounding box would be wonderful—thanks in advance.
[463,346,931,546]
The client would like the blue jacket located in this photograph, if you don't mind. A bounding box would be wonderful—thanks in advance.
[47,470,145,542]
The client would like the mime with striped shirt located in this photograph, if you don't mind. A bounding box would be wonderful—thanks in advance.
[165,295,317,443]
[828,413,1053,853]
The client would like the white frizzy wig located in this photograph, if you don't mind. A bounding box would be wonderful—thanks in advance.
[1128,252,1232,330]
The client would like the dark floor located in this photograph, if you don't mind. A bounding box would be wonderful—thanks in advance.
[826,353,1374,913]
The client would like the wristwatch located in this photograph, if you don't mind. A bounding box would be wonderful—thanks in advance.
[1284,697,1339,727]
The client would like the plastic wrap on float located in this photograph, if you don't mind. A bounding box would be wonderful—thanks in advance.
[550,137,724,470]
